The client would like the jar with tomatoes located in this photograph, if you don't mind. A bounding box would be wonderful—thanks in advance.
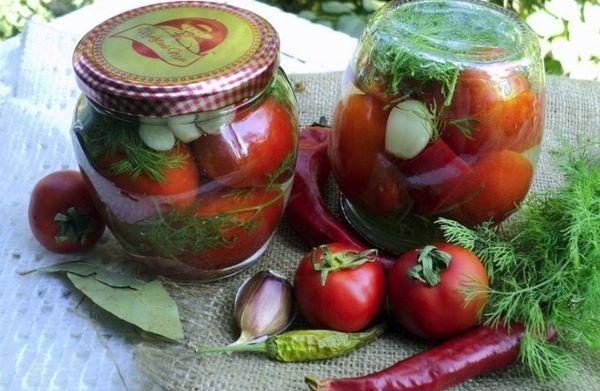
[70,2,298,280]
[330,0,545,254]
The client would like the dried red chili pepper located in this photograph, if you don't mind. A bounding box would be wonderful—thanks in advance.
[306,324,554,391]
[287,126,394,271]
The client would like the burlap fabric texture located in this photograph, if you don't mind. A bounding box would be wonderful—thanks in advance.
[136,72,600,390]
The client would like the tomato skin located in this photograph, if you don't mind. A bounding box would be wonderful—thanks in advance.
[294,243,386,332]
[330,94,409,213]
[193,98,295,188]
[182,188,284,270]
[448,149,533,225]
[442,69,537,156]
[96,144,200,209]
[28,170,105,253]
[387,243,488,340]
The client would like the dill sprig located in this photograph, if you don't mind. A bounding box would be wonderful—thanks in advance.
[119,191,284,258]
[80,105,184,182]
[355,0,517,105]
[437,144,600,380]
[267,149,296,188]
[123,206,241,258]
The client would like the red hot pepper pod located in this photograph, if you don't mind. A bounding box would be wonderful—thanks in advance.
[288,126,363,247]
[288,126,394,271]
[306,325,528,391]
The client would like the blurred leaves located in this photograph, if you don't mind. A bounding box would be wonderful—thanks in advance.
[0,0,94,40]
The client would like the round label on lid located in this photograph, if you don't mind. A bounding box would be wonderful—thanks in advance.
[73,2,279,116]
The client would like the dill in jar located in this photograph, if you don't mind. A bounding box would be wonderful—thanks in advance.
[354,0,531,105]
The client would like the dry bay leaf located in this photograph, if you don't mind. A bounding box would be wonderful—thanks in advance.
[34,261,183,341]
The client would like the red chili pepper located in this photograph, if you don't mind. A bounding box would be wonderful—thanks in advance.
[288,126,394,271]
[306,324,535,391]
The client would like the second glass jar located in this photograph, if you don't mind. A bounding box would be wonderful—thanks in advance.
[330,0,545,253]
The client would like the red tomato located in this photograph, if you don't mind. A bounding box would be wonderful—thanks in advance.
[508,93,545,153]
[193,98,295,188]
[96,144,200,209]
[28,170,105,253]
[182,188,284,270]
[441,69,536,156]
[387,242,489,340]
[448,149,533,224]
[330,94,409,213]
[294,243,386,332]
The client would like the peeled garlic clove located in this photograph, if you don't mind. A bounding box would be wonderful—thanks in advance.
[385,100,434,160]
[167,114,202,143]
[196,111,234,135]
[233,270,294,344]
[138,124,175,151]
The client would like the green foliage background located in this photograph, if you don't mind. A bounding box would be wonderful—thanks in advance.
[1,0,599,79]
[262,0,600,79]
[0,0,93,40]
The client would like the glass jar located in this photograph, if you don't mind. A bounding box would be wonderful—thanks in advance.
[70,2,298,280]
[330,0,545,254]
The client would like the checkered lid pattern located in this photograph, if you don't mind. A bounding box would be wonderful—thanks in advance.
[72,1,280,117]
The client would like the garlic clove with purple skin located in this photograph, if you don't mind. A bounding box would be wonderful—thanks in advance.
[233,270,294,344]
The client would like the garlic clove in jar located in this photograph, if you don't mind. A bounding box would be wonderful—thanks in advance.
[196,111,234,135]
[167,114,203,143]
[385,100,434,160]
[233,270,294,344]
[138,123,175,151]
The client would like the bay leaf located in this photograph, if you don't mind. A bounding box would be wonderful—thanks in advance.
[36,261,183,340]
[40,260,144,289]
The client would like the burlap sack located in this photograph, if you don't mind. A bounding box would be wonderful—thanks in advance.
[136,72,600,390]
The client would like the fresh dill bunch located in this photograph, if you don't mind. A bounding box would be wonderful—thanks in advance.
[437,145,600,380]
[79,104,184,183]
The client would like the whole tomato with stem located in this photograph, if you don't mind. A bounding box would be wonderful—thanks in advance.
[387,242,489,340]
[294,243,386,332]
[193,97,295,188]
[29,170,105,253]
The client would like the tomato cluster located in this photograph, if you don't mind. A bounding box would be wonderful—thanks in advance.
[330,66,544,226]
[75,94,297,278]
[293,242,489,340]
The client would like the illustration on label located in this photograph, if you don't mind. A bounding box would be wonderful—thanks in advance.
[110,18,228,67]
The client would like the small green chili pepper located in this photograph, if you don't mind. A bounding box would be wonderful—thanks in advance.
[198,324,385,362]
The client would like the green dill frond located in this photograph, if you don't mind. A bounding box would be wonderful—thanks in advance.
[267,149,297,188]
[80,105,184,183]
[437,145,600,381]
[355,0,522,105]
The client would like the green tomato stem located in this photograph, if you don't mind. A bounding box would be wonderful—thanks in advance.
[407,245,452,286]
[311,245,378,286]
[54,206,96,245]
